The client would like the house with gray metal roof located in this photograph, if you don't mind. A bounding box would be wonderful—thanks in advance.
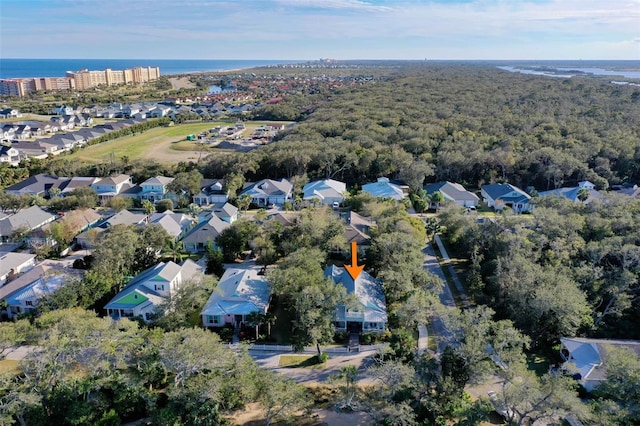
[0,206,57,243]
[481,183,532,213]
[424,181,479,208]
[560,337,640,391]
[324,265,387,333]
[105,259,203,323]
[362,177,405,201]
[201,264,271,328]
[239,178,293,206]
[0,252,36,285]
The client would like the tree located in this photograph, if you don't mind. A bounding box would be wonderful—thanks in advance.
[167,171,203,207]
[431,191,445,211]
[268,248,349,360]
[236,193,251,213]
[142,200,156,215]
[106,196,133,212]
[257,372,309,426]
[204,243,225,276]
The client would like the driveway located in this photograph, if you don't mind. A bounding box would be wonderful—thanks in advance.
[249,349,379,386]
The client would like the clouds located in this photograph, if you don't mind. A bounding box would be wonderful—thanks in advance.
[1,0,638,59]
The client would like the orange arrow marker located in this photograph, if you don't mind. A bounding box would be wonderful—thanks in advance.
[345,241,364,280]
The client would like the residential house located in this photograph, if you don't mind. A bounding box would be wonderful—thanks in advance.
[324,265,387,333]
[54,105,74,115]
[560,337,640,391]
[91,174,135,204]
[481,183,533,213]
[105,259,203,322]
[201,265,271,328]
[343,211,374,254]
[53,176,101,197]
[74,210,146,248]
[362,177,405,200]
[10,141,56,159]
[29,122,52,135]
[424,181,480,208]
[3,174,67,197]
[303,179,347,206]
[613,184,640,198]
[239,178,293,207]
[0,145,21,166]
[147,211,196,241]
[0,206,57,243]
[538,181,603,204]
[138,176,175,203]
[0,108,21,119]
[193,179,229,205]
[0,252,36,285]
[199,202,238,224]
[1,260,82,319]
[181,215,230,253]
[24,208,102,251]
[0,124,16,141]
[13,125,31,140]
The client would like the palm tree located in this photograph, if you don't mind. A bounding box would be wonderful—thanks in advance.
[164,238,186,263]
[431,191,445,212]
[236,194,251,213]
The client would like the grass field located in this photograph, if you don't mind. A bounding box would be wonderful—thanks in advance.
[278,355,324,368]
[63,120,291,164]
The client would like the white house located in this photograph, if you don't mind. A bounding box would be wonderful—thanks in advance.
[193,179,229,206]
[1,261,79,319]
[91,174,134,204]
[538,181,603,204]
[104,259,203,322]
[201,265,271,328]
[181,214,230,253]
[362,177,405,200]
[239,179,293,207]
[424,181,479,208]
[303,179,347,206]
[0,145,21,166]
[324,265,387,333]
[560,337,640,392]
[0,252,37,285]
[481,183,532,213]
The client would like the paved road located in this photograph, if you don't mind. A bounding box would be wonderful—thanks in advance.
[249,349,379,386]
[422,242,458,353]
[434,234,471,308]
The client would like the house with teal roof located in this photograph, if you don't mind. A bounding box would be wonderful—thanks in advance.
[104,259,203,322]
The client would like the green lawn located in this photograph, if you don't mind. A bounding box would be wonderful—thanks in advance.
[278,355,324,368]
[526,352,551,377]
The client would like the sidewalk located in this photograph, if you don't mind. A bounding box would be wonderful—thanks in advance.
[433,234,471,308]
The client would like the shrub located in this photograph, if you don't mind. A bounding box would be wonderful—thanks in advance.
[320,352,329,363]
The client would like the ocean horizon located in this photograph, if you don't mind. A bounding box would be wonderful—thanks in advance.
[1,58,639,80]
[0,58,307,79]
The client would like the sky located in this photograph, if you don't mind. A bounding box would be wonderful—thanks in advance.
[1,0,639,60]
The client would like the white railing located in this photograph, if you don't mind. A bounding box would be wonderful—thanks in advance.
[224,343,389,353]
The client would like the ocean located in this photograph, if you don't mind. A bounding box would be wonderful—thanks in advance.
[0,58,306,79]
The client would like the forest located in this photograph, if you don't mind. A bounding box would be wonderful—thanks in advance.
[1,63,639,424]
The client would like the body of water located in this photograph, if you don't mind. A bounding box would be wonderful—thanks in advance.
[0,58,305,79]
[494,60,640,79]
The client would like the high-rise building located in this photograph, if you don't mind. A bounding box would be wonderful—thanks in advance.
[1,66,160,97]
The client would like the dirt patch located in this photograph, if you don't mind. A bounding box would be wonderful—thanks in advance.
[228,403,370,426]
[169,77,195,90]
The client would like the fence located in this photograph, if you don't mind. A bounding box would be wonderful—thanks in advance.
[224,343,388,353]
